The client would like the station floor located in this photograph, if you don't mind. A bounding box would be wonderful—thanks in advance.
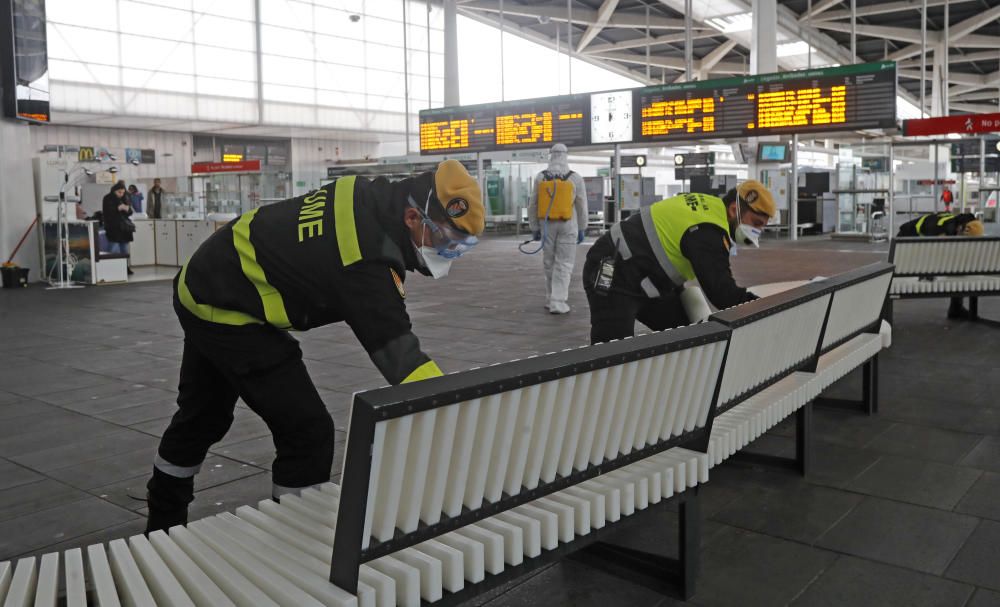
[2,233,1000,606]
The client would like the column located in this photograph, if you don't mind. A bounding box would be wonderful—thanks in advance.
[443,0,460,106]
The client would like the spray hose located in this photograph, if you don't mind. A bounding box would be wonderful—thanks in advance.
[519,182,557,255]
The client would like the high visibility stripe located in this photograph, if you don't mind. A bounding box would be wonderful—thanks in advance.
[177,264,263,326]
[334,176,362,266]
[401,360,444,384]
[916,213,953,235]
[233,209,293,329]
[154,454,202,478]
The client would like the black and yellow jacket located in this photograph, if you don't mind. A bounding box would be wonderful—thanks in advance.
[176,173,442,385]
[897,212,976,237]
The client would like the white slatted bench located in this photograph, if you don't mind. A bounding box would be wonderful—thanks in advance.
[708,262,894,474]
[0,322,733,607]
[887,236,1000,324]
[0,265,896,607]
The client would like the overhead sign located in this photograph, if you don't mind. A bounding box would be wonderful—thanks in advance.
[674,152,715,166]
[419,61,897,154]
[675,166,715,179]
[950,139,1000,156]
[619,154,647,168]
[191,160,261,173]
[903,112,1000,137]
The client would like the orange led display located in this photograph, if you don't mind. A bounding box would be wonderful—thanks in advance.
[495,112,553,146]
[419,120,470,151]
[640,97,718,136]
[756,86,847,129]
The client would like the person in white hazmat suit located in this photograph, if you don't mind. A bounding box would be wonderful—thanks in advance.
[528,143,588,314]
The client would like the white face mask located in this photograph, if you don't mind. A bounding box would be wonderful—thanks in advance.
[734,223,762,248]
[417,246,453,279]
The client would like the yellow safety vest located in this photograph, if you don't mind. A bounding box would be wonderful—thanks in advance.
[640,193,731,285]
[537,172,575,221]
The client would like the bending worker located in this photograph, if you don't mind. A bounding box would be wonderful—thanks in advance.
[583,181,775,344]
[144,160,485,533]
[528,143,588,314]
[896,211,985,319]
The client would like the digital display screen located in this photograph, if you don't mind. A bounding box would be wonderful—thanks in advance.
[758,144,788,162]
[418,62,896,154]
[1,0,50,123]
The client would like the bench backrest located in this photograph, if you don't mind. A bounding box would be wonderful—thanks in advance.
[329,322,732,591]
[709,262,894,412]
[889,236,1000,277]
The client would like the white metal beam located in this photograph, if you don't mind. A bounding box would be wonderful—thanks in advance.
[582,30,716,54]
[812,21,938,45]
[951,102,1000,113]
[459,0,686,29]
[899,68,986,87]
[814,0,975,22]
[588,50,747,75]
[797,0,843,22]
[887,4,1000,60]
[952,90,1000,102]
[898,50,1000,67]
[575,0,620,52]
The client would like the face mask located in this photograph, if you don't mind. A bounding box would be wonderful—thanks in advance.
[414,226,454,279]
[734,223,762,248]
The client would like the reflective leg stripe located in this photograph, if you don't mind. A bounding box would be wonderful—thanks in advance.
[639,206,686,287]
[176,264,263,326]
[640,277,661,298]
[232,210,293,329]
[153,454,202,478]
[334,176,362,266]
[272,481,325,500]
[609,222,632,260]
[402,360,444,384]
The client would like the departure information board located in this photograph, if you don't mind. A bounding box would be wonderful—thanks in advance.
[418,62,896,154]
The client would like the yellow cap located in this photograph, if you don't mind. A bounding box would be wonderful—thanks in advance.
[963,219,985,237]
[433,159,485,236]
[738,180,777,219]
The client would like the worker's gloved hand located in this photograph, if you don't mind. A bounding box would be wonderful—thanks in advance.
[577,230,585,244]
[532,230,541,241]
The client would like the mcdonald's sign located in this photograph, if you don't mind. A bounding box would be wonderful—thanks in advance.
[78,146,95,162]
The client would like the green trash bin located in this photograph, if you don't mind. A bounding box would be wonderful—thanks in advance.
[0,265,30,288]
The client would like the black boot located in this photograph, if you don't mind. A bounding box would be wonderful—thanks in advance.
[145,467,195,535]
[947,298,970,319]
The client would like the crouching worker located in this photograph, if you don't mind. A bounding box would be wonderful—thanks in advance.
[583,181,776,344]
[145,160,485,533]
[896,211,985,319]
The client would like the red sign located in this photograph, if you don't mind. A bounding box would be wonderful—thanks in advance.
[904,112,1000,137]
[191,160,261,173]
[916,179,956,185]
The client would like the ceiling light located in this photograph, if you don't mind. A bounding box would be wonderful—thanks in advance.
[777,41,811,57]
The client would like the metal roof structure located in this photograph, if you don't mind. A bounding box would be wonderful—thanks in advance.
[458,0,1000,115]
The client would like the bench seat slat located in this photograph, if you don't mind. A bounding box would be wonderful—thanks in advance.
[63,549,87,607]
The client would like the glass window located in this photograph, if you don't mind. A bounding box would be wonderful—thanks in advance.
[263,82,314,103]
[197,76,256,98]
[365,41,403,72]
[314,33,364,64]
[406,23,428,51]
[261,25,313,60]
[315,0,363,12]
[46,0,118,31]
[365,0,403,20]
[123,67,195,94]
[316,89,367,109]
[365,16,403,44]
[195,15,256,51]
[259,0,312,29]
[119,1,195,41]
[195,47,256,81]
[121,35,194,74]
[366,69,405,97]
[314,62,366,89]
[49,59,120,86]
[263,54,316,87]
[48,25,121,66]
[193,0,254,21]
[371,95,406,113]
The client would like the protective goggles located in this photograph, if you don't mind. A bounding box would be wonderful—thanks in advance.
[408,191,479,259]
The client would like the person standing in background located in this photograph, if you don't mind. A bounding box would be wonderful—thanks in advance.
[128,184,144,214]
[527,143,588,315]
[149,178,165,219]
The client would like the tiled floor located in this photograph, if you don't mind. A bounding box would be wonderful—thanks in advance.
[2,232,999,606]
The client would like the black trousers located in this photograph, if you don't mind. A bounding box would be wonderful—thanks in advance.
[583,255,688,344]
[154,299,336,494]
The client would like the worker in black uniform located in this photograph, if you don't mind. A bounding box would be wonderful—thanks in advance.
[896,211,985,319]
[144,159,485,534]
[584,180,776,344]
